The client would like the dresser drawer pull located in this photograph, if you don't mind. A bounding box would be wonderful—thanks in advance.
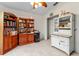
[60,41,64,42]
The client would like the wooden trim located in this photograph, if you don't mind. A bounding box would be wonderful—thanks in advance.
[0,48,3,55]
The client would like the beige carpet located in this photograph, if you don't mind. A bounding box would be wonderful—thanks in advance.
[4,39,79,56]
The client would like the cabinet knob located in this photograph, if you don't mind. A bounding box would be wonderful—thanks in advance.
[59,43,60,45]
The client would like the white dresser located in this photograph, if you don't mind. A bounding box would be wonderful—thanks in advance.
[51,13,75,55]
[51,34,74,55]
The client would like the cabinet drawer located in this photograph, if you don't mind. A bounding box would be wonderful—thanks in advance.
[51,35,60,47]
[59,44,69,53]
[27,34,34,42]
[19,34,27,45]
[59,37,69,53]
[59,37,69,46]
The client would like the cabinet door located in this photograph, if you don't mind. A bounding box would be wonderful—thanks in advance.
[24,34,28,43]
[19,34,24,45]
[12,36,17,48]
[51,35,59,48]
[9,36,12,49]
[4,36,10,51]
[28,34,34,42]
[19,34,27,45]
[59,37,69,53]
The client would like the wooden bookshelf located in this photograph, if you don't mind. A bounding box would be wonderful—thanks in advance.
[18,18,34,45]
[26,19,34,33]
[0,12,18,55]
[0,12,34,54]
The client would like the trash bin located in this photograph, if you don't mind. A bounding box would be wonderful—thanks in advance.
[34,30,40,42]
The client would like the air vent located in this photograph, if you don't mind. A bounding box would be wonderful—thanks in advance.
[53,2,58,6]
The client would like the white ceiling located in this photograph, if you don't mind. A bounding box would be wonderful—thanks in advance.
[0,2,55,15]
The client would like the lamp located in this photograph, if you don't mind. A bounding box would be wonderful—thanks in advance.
[31,2,47,9]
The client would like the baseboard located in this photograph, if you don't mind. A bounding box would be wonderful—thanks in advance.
[75,51,79,54]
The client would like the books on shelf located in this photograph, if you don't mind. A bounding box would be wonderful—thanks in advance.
[4,20,16,27]
[18,18,34,33]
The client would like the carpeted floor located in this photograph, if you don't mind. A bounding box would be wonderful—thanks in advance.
[4,39,79,56]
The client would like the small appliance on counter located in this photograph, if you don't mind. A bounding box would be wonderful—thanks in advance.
[34,30,40,42]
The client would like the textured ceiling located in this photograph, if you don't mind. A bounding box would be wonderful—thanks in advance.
[0,2,55,15]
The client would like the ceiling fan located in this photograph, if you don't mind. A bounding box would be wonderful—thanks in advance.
[31,2,47,9]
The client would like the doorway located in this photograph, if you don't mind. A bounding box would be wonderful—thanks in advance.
[47,18,53,39]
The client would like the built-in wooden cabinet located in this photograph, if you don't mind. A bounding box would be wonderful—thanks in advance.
[18,18,34,45]
[0,12,18,55]
[19,34,34,45]
[0,12,35,55]
[3,35,17,54]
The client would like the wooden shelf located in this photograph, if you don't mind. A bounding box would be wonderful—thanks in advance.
[59,27,71,30]
[4,26,17,28]
[4,18,16,21]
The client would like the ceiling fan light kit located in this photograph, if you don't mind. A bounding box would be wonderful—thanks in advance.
[31,2,47,9]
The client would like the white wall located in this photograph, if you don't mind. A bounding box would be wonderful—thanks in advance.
[44,2,79,53]
[0,4,44,40]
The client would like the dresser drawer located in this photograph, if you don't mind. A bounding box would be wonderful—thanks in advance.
[59,37,70,53]
[59,37,69,46]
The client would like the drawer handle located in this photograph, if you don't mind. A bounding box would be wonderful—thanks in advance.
[60,41,64,42]
[59,43,60,45]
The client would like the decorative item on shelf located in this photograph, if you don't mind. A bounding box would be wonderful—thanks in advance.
[59,10,64,16]
[30,2,47,9]
[10,31,17,36]
[19,20,22,22]
[29,24,32,27]
[59,10,71,17]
